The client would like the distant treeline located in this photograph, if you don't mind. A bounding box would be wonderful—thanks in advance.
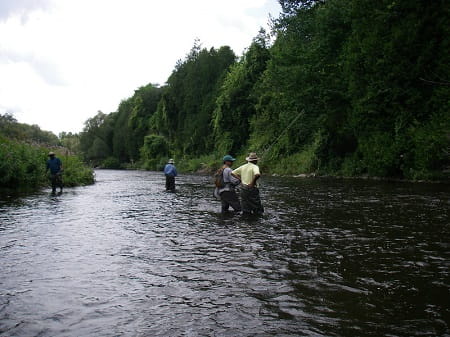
[79,0,450,180]
[0,115,93,189]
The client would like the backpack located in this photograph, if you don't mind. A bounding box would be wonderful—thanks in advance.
[214,167,225,188]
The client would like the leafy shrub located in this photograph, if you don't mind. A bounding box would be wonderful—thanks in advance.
[357,132,401,177]
[0,137,94,189]
[405,113,450,180]
[101,157,122,169]
[140,134,169,170]
[60,155,95,187]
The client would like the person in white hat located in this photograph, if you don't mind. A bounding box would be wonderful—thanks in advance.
[232,152,264,215]
[46,151,63,194]
[164,159,177,191]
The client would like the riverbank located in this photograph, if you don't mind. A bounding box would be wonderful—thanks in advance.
[170,153,449,184]
[0,137,95,189]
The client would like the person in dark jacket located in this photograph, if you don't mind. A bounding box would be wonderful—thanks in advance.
[164,159,177,191]
[46,152,63,194]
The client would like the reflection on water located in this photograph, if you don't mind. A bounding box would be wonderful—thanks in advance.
[0,170,449,336]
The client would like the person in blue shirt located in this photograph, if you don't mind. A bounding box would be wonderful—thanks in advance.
[164,158,177,191]
[46,152,63,194]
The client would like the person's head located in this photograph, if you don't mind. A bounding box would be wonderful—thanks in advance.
[223,154,236,167]
[168,159,174,165]
[246,152,259,164]
[48,151,55,158]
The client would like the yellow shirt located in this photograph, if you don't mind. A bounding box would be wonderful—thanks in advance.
[232,162,260,185]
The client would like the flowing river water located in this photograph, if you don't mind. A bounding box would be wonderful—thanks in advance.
[0,169,449,337]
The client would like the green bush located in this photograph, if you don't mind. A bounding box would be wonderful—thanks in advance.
[266,147,318,175]
[0,137,94,189]
[176,154,218,173]
[357,132,401,177]
[101,157,122,169]
[60,155,95,187]
[140,134,169,170]
[0,137,47,188]
[405,113,450,180]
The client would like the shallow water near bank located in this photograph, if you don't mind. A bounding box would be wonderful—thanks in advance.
[0,169,449,336]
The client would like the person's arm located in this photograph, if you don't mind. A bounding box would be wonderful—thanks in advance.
[173,167,177,177]
[248,165,261,188]
[228,169,241,185]
[248,174,260,188]
[231,172,240,180]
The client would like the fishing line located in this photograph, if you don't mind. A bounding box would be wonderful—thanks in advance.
[259,109,305,161]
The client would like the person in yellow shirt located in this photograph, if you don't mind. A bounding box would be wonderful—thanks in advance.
[232,152,264,215]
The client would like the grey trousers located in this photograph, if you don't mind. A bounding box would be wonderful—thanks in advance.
[220,190,241,213]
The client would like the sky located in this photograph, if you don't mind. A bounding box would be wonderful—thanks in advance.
[0,0,281,135]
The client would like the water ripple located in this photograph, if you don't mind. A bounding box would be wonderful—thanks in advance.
[0,170,449,336]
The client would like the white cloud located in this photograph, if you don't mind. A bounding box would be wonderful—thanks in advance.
[0,0,52,22]
[0,0,280,135]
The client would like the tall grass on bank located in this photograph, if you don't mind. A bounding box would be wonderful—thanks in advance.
[0,137,94,189]
[60,154,95,187]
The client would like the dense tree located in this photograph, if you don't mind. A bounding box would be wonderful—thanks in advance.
[152,43,236,156]
[0,113,60,145]
[78,2,449,179]
[59,132,81,154]
[79,111,113,165]
[213,30,270,155]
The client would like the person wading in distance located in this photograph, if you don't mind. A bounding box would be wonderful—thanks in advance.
[164,159,177,192]
[46,151,63,194]
[232,152,264,215]
[216,154,241,214]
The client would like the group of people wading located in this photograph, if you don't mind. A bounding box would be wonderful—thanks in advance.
[164,152,264,215]
[47,150,264,215]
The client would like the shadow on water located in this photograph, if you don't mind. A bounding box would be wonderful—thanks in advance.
[0,169,449,336]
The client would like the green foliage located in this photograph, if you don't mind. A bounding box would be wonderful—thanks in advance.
[59,132,81,153]
[79,84,163,166]
[79,111,113,165]
[158,43,236,155]
[101,157,122,169]
[59,154,95,187]
[0,137,94,189]
[0,137,47,187]
[140,134,169,170]
[176,154,218,173]
[405,111,450,180]
[357,132,401,177]
[262,131,322,175]
[213,30,270,155]
[76,2,450,180]
[0,113,60,145]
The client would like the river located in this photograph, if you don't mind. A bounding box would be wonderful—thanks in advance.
[0,170,449,336]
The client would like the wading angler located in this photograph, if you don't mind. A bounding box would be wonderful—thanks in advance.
[46,152,63,194]
[233,152,264,215]
[214,154,242,214]
[164,158,177,192]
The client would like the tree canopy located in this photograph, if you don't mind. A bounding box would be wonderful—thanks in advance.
[78,0,450,179]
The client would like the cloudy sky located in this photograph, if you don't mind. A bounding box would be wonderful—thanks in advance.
[0,0,280,135]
